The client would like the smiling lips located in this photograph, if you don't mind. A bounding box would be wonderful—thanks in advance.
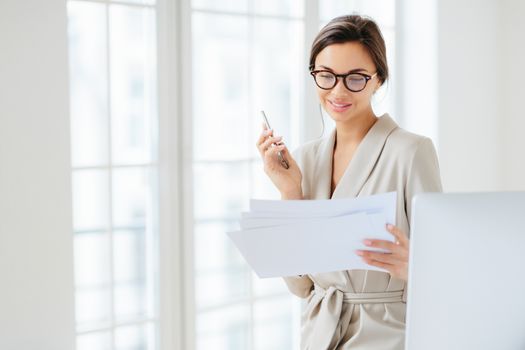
[328,100,353,112]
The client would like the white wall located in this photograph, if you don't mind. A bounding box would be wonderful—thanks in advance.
[434,0,525,192]
[437,0,504,192]
[500,0,525,190]
[400,0,525,192]
[0,1,76,349]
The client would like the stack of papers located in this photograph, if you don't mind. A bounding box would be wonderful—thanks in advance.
[227,192,397,278]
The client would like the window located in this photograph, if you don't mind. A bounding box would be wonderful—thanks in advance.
[67,0,159,349]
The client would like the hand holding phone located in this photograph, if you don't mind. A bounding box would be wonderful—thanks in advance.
[260,110,289,169]
[256,111,303,199]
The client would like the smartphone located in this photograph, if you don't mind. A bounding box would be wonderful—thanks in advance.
[260,110,290,169]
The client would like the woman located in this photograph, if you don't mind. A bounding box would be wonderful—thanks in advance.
[256,15,442,350]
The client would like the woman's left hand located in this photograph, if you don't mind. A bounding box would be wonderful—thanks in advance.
[356,224,409,282]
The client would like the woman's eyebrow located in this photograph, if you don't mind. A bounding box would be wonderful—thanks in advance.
[318,65,370,74]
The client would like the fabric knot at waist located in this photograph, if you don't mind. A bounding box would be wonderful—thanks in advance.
[313,284,404,304]
[304,284,404,349]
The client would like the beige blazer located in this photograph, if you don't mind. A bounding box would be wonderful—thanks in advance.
[284,114,442,350]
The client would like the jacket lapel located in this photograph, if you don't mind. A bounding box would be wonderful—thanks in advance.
[331,114,399,199]
[310,128,336,200]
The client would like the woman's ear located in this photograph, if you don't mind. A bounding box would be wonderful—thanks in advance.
[374,80,384,93]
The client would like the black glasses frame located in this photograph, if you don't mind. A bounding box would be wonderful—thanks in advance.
[310,70,377,92]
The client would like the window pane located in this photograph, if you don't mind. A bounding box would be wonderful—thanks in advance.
[73,170,109,231]
[68,2,109,168]
[197,304,250,350]
[195,268,250,310]
[193,163,250,220]
[114,282,147,322]
[110,5,156,165]
[320,0,395,27]
[252,0,304,17]
[112,167,151,228]
[112,169,156,323]
[250,160,280,199]
[112,0,156,5]
[74,231,111,330]
[77,331,112,350]
[252,18,303,151]
[113,229,146,282]
[74,232,110,286]
[75,286,112,331]
[113,228,155,322]
[254,296,294,350]
[194,221,250,311]
[115,323,156,350]
[252,273,288,297]
[320,0,358,22]
[192,0,248,13]
[192,13,251,161]
[355,0,395,27]
[194,221,245,272]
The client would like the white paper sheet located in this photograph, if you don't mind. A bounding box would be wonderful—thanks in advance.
[239,208,384,230]
[227,192,398,278]
[249,191,396,221]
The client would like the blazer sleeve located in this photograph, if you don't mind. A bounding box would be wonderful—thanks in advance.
[402,137,443,302]
[282,275,314,298]
[405,137,443,230]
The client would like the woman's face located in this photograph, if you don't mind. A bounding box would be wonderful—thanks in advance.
[313,41,381,123]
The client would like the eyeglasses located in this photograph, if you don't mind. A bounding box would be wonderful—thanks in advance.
[310,70,377,92]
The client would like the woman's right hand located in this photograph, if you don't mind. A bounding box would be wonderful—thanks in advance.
[256,124,303,199]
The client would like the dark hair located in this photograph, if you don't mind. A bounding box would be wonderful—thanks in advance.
[309,14,388,85]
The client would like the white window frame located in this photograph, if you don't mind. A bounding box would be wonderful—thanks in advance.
[157,0,195,349]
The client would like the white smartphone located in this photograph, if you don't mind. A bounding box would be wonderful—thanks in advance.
[260,110,289,169]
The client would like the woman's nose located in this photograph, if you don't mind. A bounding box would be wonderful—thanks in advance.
[330,77,351,96]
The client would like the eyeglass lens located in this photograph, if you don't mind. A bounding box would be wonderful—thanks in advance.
[315,72,368,92]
